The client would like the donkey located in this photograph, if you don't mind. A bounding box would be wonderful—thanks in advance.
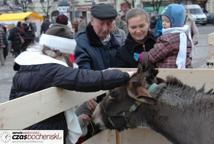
[93,64,214,144]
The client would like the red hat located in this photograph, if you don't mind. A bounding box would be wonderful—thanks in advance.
[56,14,68,25]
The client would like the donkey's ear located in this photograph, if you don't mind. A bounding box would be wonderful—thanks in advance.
[137,63,143,73]
[137,63,148,74]
[129,75,142,87]
[151,67,158,77]
[147,63,158,77]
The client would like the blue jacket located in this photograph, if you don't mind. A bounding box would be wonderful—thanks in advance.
[75,23,120,70]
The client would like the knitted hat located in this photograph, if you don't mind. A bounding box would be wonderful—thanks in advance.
[39,24,76,54]
[162,4,186,27]
[56,14,68,25]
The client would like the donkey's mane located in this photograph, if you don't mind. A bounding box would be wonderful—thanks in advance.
[165,76,214,95]
[165,76,184,87]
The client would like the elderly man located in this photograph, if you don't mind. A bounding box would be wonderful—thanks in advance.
[75,3,120,70]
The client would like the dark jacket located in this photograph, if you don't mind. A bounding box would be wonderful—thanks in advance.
[115,32,156,67]
[41,19,51,34]
[75,23,120,70]
[9,50,129,140]
[8,27,23,49]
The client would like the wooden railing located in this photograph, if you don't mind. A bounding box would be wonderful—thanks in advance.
[0,69,214,144]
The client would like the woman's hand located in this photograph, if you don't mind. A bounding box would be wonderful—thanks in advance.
[75,99,98,117]
[86,99,97,112]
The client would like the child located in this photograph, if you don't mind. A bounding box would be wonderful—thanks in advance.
[134,4,192,68]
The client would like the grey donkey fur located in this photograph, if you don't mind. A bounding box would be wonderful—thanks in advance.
[93,64,214,144]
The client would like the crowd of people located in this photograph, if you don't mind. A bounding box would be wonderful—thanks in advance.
[4,2,200,144]
[0,17,36,64]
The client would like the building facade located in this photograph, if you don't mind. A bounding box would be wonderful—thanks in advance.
[0,0,212,21]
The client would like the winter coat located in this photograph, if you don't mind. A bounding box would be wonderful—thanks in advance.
[112,27,127,47]
[75,23,120,70]
[8,27,23,50]
[9,45,130,140]
[142,32,192,68]
[115,32,156,68]
[41,19,51,34]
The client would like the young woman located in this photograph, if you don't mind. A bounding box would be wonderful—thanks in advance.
[115,8,156,67]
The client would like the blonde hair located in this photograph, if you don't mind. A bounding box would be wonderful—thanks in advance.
[42,45,74,67]
[125,8,150,24]
[42,46,62,58]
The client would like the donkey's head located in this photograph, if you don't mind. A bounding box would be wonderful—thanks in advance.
[127,63,159,100]
[93,63,159,131]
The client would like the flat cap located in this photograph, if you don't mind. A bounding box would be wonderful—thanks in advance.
[91,3,117,20]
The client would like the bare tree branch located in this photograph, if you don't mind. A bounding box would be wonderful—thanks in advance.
[40,0,52,17]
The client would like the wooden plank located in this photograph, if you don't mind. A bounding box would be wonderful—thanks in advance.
[117,68,214,90]
[120,128,171,144]
[82,130,116,144]
[158,68,214,91]
[84,128,171,144]
[0,87,104,129]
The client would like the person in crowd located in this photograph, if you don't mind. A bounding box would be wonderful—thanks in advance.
[23,17,36,47]
[115,13,128,34]
[74,4,129,142]
[54,14,75,37]
[115,8,156,68]
[74,3,120,70]
[56,14,69,25]
[185,9,199,45]
[40,16,51,34]
[134,4,192,68]
[0,26,5,66]
[9,24,134,144]
[78,16,87,32]
[71,19,79,36]
[112,20,127,47]
[8,21,24,57]
[1,25,8,59]
[53,14,76,64]
[54,14,74,37]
